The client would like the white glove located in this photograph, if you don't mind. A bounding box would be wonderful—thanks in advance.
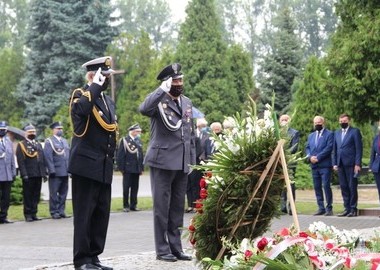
[92,67,106,86]
[160,77,172,92]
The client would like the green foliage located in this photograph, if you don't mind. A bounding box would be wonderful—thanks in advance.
[0,47,24,126]
[114,0,176,50]
[176,0,250,123]
[192,101,284,262]
[325,1,380,122]
[16,0,116,131]
[10,176,23,205]
[258,7,302,114]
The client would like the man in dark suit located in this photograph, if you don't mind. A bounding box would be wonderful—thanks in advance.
[279,114,299,215]
[369,124,380,208]
[68,56,117,270]
[306,116,334,216]
[116,124,144,212]
[139,63,196,262]
[333,113,362,217]
[44,122,70,219]
[16,124,46,222]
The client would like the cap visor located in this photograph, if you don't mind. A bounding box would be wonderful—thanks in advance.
[101,68,116,75]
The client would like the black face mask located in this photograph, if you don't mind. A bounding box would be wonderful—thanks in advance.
[169,85,183,97]
[314,125,323,131]
[0,130,6,137]
[340,123,349,129]
[27,134,36,140]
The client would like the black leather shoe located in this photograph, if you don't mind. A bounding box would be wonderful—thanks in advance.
[0,219,13,224]
[347,210,358,217]
[60,213,71,218]
[25,217,33,222]
[156,254,177,262]
[173,252,192,261]
[324,211,333,216]
[313,210,326,216]
[123,208,130,212]
[130,208,140,211]
[75,263,101,270]
[337,211,349,217]
[52,214,61,219]
[32,216,42,221]
[93,262,113,270]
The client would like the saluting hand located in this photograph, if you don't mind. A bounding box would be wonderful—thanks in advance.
[93,67,106,86]
[160,77,172,92]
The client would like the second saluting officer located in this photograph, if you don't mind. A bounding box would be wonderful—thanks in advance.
[44,121,70,219]
[68,56,117,270]
[139,63,196,262]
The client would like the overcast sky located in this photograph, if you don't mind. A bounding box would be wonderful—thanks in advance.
[169,0,189,22]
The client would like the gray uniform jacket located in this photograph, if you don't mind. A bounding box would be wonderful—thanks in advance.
[139,87,196,173]
[44,136,70,177]
[0,136,16,181]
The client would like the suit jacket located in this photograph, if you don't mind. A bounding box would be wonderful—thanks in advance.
[68,83,117,184]
[116,135,144,174]
[16,139,46,179]
[0,136,16,181]
[369,135,380,173]
[44,135,70,177]
[305,128,334,169]
[288,128,300,154]
[333,127,362,167]
[139,87,196,173]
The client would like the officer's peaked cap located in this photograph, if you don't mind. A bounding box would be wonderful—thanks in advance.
[0,121,8,129]
[156,63,183,81]
[50,121,63,129]
[128,124,142,131]
[23,123,36,132]
[82,56,115,75]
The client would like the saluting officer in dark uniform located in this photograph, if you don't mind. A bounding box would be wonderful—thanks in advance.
[139,63,196,262]
[116,124,144,212]
[68,56,117,270]
[44,121,70,219]
[16,124,46,222]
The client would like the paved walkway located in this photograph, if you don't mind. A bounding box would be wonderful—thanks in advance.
[1,173,379,270]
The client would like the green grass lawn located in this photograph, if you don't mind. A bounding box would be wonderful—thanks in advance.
[6,198,379,221]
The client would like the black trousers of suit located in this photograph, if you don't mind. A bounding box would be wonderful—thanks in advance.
[72,175,111,267]
[338,165,358,212]
[0,181,12,220]
[150,167,187,255]
[186,169,202,208]
[22,177,42,219]
[48,176,68,216]
[122,172,140,209]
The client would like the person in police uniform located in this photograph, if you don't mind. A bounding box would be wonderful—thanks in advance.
[68,56,117,270]
[139,63,196,262]
[16,124,46,222]
[44,121,70,219]
[0,121,16,224]
[116,124,144,212]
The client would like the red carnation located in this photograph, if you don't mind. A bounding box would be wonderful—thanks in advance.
[200,188,208,199]
[299,231,309,238]
[244,250,253,261]
[199,178,207,188]
[188,224,195,232]
[205,171,212,178]
[277,227,290,237]
[257,237,268,251]
[190,238,196,245]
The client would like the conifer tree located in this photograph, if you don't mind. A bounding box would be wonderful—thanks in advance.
[176,0,244,122]
[16,0,116,131]
[258,6,302,114]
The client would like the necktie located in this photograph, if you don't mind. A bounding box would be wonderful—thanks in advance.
[315,131,320,146]
[341,129,346,142]
[174,99,181,114]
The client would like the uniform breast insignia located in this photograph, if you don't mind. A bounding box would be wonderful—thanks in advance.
[99,111,104,117]
[123,138,137,154]
[185,108,192,123]
[158,102,182,131]
[19,141,38,158]
[163,103,167,109]
[46,138,65,156]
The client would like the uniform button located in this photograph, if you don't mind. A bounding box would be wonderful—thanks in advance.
[108,144,111,147]
[106,154,109,157]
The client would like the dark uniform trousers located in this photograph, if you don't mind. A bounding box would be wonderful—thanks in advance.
[0,181,12,220]
[150,167,187,255]
[23,177,42,218]
[72,175,111,266]
[49,176,69,216]
[123,172,139,209]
